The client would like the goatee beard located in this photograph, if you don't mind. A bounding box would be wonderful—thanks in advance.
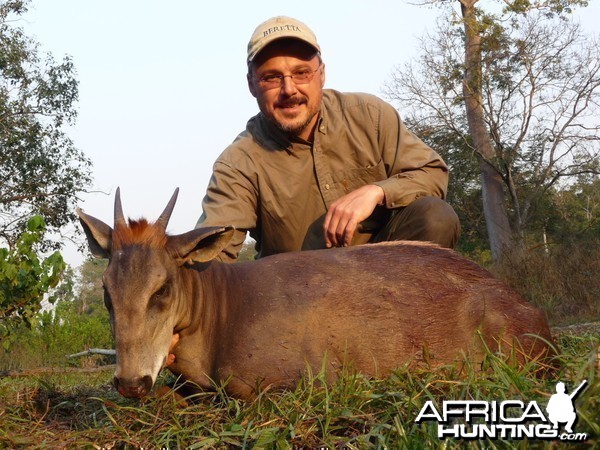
[270,113,316,138]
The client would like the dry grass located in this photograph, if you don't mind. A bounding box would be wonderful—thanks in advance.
[493,243,600,326]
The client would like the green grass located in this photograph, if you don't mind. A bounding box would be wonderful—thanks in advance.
[0,332,597,449]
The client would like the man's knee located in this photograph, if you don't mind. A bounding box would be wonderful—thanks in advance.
[416,197,459,234]
[373,197,461,248]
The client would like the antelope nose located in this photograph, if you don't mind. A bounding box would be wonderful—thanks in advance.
[113,375,153,398]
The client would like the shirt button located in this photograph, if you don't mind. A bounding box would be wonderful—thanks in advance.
[324,184,330,190]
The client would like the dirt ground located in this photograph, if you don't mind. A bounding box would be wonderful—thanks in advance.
[551,321,600,337]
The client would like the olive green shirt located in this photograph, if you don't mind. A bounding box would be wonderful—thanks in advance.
[197,90,448,262]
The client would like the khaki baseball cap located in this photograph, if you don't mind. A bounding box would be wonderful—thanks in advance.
[247,16,320,63]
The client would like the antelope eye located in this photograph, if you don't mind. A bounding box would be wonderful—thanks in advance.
[153,284,169,299]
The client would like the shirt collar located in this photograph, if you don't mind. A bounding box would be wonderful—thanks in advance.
[248,113,292,151]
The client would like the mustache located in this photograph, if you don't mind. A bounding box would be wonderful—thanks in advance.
[276,97,307,108]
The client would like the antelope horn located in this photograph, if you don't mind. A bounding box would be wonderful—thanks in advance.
[114,187,126,229]
[156,188,180,231]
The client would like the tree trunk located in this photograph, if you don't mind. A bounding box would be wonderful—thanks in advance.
[460,0,514,263]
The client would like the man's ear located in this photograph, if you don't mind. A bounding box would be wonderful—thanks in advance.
[167,226,235,266]
[320,62,326,88]
[77,208,112,259]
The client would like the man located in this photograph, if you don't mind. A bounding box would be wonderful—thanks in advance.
[197,16,460,262]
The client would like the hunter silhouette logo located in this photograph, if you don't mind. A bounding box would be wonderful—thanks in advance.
[546,380,588,434]
[415,379,589,442]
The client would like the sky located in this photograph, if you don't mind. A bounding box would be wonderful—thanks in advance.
[17,0,600,268]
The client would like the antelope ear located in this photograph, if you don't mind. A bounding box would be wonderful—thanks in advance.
[77,208,113,259]
[167,226,235,265]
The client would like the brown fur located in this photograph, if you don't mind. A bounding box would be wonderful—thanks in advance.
[78,201,557,401]
[112,219,168,250]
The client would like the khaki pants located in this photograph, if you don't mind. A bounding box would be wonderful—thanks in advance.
[353,197,461,249]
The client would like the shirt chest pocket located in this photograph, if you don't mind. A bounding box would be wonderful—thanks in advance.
[330,160,387,195]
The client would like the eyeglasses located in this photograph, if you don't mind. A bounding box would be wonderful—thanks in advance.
[256,64,322,89]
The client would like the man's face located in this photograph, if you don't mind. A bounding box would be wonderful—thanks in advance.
[247,40,325,141]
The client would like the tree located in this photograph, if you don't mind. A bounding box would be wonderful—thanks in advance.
[0,0,92,250]
[73,258,107,316]
[548,174,600,242]
[386,1,599,262]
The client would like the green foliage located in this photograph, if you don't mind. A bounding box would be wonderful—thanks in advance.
[0,215,65,345]
[0,0,92,250]
[420,125,600,257]
[503,0,589,16]
[0,332,597,448]
[0,297,113,370]
[547,175,600,243]
[0,257,112,369]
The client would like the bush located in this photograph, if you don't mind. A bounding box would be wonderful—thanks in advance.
[493,241,600,326]
[0,300,113,371]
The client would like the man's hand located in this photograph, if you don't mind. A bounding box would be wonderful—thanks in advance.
[323,184,385,248]
[166,332,180,367]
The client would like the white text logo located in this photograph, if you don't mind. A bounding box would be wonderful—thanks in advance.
[415,380,588,442]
